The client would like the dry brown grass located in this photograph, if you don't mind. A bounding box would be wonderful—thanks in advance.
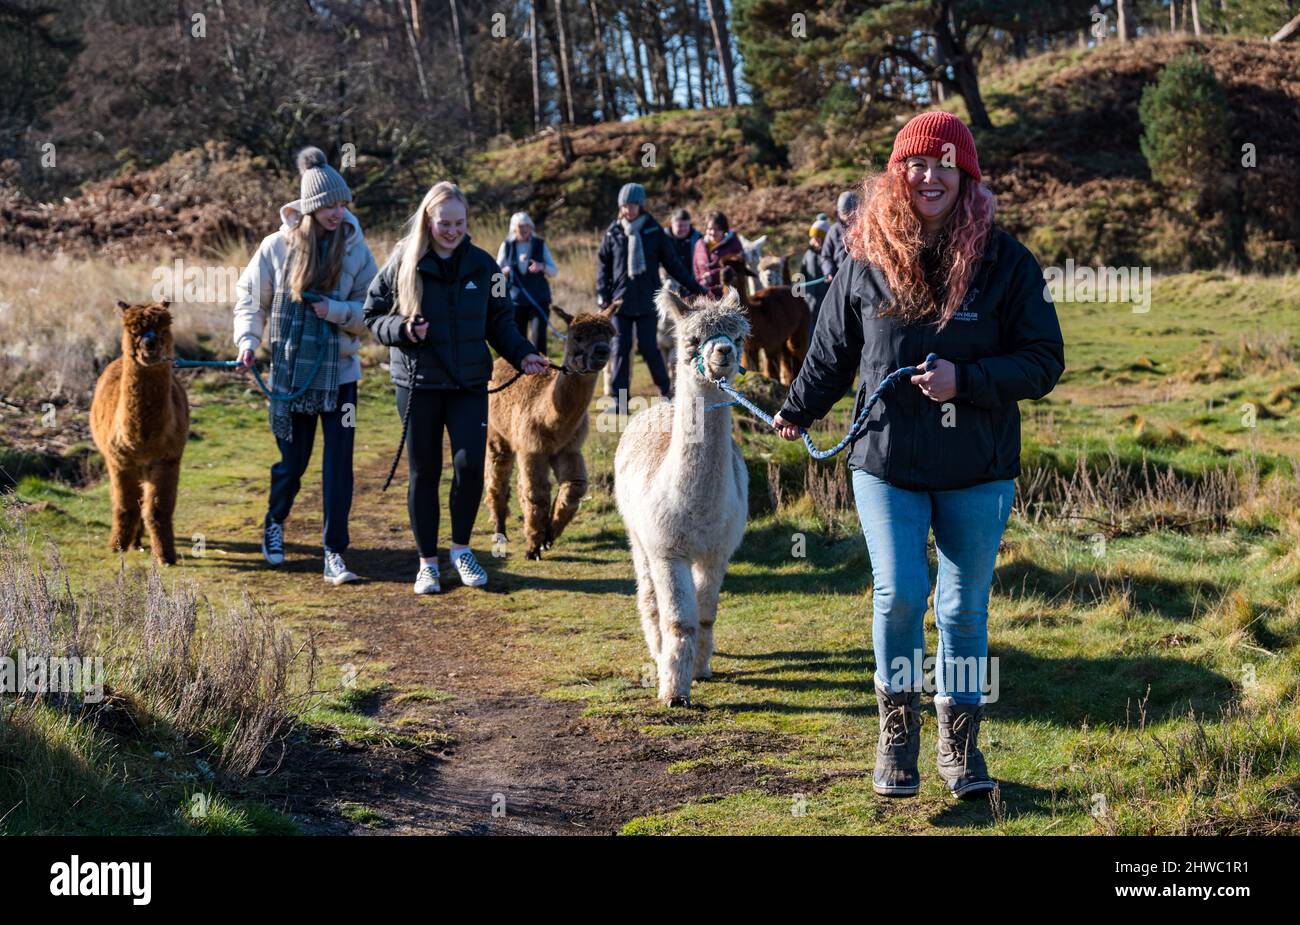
[0,503,317,776]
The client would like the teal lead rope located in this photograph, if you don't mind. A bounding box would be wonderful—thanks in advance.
[696,337,939,460]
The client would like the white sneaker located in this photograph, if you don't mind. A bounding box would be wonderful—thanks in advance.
[413,564,441,594]
[450,548,488,588]
[323,551,358,585]
[262,520,285,566]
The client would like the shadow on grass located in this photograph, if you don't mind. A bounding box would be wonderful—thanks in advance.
[708,644,1233,728]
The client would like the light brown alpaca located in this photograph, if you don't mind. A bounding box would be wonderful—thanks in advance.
[89,301,190,564]
[486,303,617,559]
[721,253,809,385]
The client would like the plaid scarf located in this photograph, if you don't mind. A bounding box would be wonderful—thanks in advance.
[619,213,648,279]
[267,253,340,443]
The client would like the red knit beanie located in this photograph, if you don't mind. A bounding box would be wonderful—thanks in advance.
[888,111,981,183]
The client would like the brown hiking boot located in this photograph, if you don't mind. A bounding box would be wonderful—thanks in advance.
[935,697,996,800]
[872,678,921,797]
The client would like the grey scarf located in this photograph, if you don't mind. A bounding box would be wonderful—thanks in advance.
[267,254,340,442]
[619,213,649,279]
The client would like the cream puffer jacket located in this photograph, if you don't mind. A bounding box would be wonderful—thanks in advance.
[233,200,379,384]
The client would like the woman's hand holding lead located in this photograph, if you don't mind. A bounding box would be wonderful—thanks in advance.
[521,353,550,375]
[772,412,802,441]
[910,358,956,402]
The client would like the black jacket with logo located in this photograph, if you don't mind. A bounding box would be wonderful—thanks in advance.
[363,236,536,391]
[777,228,1065,491]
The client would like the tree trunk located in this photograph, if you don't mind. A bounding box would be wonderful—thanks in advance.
[681,6,695,107]
[1191,0,1202,35]
[529,0,542,131]
[587,0,615,119]
[553,0,576,123]
[1117,0,1131,42]
[933,2,991,129]
[448,0,474,137]
[1272,12,1300,42]
[704,0,737,107]
[693,0,712,107]
[397,0,431,103]
[1170,0,1178,33]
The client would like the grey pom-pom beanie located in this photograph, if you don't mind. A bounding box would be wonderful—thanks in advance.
[296,146,352,214]
[618,182,646,207]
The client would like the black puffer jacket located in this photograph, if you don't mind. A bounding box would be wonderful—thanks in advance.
[363,236,536,391]
[596,212,705,317]
[778,228,1065,491]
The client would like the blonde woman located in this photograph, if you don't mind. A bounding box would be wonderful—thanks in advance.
[364,182,548,594]
[233,146,378,584]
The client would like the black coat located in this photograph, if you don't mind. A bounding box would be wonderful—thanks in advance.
[818,221,849,280]
[778,228,1065,491]
[596,212,704,317]
[800,247,828,316]
[363,237,536,391]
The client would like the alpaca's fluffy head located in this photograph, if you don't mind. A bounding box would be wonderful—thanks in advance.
[115,300,174,368]
[553,302,617,375]
[758,255,785,289]
[656,287,750,383]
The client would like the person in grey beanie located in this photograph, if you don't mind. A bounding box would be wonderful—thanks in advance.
[819,190,859,283]
[596,182,705,406]
[233,145,378,584]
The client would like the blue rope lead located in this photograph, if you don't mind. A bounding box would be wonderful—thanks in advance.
[704,353,940,460]
[173,348,327,403]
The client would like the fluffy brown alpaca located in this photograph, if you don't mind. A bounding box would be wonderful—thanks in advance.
[486,303,617,559]
[720,253,809,385]
[89,301,190,565]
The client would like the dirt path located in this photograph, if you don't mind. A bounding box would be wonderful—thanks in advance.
[258,449,789,835]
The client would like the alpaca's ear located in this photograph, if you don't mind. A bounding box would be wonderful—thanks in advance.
[115,300,129,313]
[719,286,743,311]
[158,300,170,310]
[602,299,622,317]
[552,305,573,325]
[656,286,693,322]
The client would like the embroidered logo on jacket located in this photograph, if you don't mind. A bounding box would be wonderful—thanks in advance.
[465,281,477,290]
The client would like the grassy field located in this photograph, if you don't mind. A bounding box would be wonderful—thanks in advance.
[2,237,1298,834]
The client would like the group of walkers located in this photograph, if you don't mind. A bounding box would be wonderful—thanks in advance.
[231,110,1064,800]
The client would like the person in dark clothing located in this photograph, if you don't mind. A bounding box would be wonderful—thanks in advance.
[663,208,702,297]
[596,182,706,405]
[774,112,1064,802]
[497,211,558,357]
[364,181,548,595]
[800,213,832,335]
[818,190,858,283]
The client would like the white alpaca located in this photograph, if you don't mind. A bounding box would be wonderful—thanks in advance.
[614,286,751,706]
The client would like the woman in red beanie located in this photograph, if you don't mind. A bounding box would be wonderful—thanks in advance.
[774,111,1065,800]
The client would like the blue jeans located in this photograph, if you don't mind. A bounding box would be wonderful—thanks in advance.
[851,469,1015,704]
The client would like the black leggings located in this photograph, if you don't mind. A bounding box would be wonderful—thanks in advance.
[395,386,488,559]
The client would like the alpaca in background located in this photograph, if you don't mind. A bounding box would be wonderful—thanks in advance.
[615,286,750,706]
[90,301,189,564]
[721,253,809,385]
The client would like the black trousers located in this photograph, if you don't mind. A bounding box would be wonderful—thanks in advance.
[266,381,356,554]
[608,311,671,402]
[513,301,548,357]
[395,386,489,559]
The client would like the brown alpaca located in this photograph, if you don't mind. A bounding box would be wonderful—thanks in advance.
[486,303,617,559]
[89,301,190,565]
[720,253,809,385]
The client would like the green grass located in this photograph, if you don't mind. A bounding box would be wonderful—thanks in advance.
[4,269,1298,835]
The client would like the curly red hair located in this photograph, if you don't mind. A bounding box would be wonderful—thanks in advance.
[844,165,995,330]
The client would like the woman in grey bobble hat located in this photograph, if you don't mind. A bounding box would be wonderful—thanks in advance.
[233,146,378,584]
